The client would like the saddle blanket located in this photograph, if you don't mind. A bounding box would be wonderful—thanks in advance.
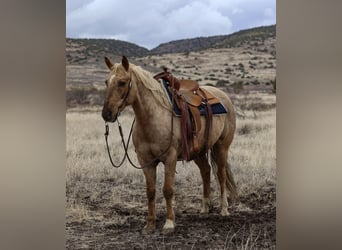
[160,79,228,116]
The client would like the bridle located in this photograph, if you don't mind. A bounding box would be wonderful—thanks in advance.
[118,76,133,112]
[104,72,175,170]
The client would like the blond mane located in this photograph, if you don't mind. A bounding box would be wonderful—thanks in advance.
[130,64,171,111]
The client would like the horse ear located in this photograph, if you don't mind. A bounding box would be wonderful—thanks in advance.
[122,56,129,71]
[105,57,113,70]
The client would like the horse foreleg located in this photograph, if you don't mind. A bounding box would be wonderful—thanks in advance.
[142,165,157,233]
[194,156,212,213]
[162,152,177,234]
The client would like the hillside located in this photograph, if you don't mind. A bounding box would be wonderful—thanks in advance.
[66,25,276,64]
[214,25,275,48]
[150,35,226,55]
[66,25,276,107]
[150,25,275,55]
[66,38,149,64]
[137,46,276,91]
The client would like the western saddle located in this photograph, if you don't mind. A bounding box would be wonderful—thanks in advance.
[154,68,221,161]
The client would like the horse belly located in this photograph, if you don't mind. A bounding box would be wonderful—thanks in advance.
[200,115,225,147]
[175,115,226,160]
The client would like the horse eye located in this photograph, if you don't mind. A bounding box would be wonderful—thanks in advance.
[105,80,108,86]
[118,81,126,87]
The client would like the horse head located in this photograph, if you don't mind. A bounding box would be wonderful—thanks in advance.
[102,56,135,122]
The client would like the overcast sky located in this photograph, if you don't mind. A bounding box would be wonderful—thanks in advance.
[66,0,276,49]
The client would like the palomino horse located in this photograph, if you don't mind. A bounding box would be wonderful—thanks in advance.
[102,56,237,234]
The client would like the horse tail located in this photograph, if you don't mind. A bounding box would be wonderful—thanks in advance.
[210,151,239,201]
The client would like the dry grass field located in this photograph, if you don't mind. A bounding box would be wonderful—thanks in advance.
[66,91,276,249]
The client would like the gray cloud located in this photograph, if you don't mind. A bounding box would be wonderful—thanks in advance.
[66,0,275,49]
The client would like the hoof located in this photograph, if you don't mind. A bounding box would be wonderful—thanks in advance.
[162,219,175,235]
[200,207,209,214]
[142,224,156,234]
[200,205,210,214]
[200,198,211,213]
[162,227,175,235]
[220,209,230,216]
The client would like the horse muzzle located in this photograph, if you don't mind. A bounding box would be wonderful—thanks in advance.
[102,108,118,123]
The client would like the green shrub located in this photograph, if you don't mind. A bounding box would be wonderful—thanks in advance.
[216,79,229,87]
[231,81,244,93]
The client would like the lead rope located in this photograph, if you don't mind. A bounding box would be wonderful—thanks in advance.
[104,116,144,169]
[104,111,174,170]
[104,116,128,168]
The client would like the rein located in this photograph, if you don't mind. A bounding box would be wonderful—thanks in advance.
[104,118,143,169]
[104,74,175,170]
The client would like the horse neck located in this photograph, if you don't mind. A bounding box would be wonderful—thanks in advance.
[131,78,165,125]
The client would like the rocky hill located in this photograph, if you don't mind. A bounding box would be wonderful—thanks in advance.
[66,38,149,64]
[66,25,275,64]
[149,35,226,55]
[150,25,275,55]
[66,25,276,107]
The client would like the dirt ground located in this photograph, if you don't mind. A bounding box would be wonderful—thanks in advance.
[66,183,275,249]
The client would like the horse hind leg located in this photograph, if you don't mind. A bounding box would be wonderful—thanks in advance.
[194,155,212,213]
[210,142,238,216]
